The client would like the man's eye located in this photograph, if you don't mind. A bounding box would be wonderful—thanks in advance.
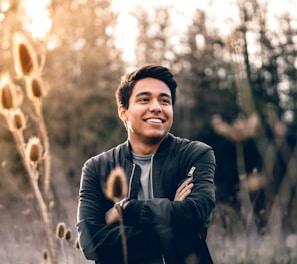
[139,98,149,102]
[161,99,171,104]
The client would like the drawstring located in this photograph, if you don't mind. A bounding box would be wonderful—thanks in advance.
[149,154,154,199]
[128,164,136,199]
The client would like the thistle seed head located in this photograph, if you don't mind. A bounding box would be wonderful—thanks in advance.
[0,74,24,114]
[74,238,80,250]
[26,137,43,164]
[13,33,38,77]
[212,113,259,142]
[56,222,66,239]
[1,83,13,110]
[105,167,128,203]
[43,250,48,260]
[26,76,47,101]
[64,229,71,241]
[0,74,22,113]
[8,109,26,132]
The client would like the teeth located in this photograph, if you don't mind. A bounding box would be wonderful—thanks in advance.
[147,118,162,123]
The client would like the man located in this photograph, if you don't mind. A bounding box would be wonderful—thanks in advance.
[76,64,216,263]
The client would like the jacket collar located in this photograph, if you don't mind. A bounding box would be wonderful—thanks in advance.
[122,133,174,159]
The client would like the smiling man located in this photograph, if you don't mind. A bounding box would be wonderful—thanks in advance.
[76,64,216,264]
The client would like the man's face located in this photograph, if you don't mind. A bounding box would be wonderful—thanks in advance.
[119,77,173,148]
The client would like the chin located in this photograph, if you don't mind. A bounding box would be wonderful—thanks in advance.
[146,132,167,141]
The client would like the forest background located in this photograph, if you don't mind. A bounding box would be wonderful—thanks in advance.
[0,0,297,263]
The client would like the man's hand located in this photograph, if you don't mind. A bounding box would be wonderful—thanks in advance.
[105,201,129,225]
[174,177,194,201]
[105,207,120,224]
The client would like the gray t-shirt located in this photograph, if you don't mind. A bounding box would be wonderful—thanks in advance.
[132,152,154,200]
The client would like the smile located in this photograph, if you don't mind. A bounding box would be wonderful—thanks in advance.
[146,118,163,124]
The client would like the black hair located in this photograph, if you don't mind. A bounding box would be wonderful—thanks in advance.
[115,64,177,109]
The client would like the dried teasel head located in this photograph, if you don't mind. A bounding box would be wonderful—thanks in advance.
[0,73,23,113]
[105,167,128,203]
[26,76,47,101]
[56,222,66,239]
[13,33,38,77]
[26,137,43,164]
[212,113,259,143]
[64,229,71,241]
[74,238,80,250]
[43,250,48,261]
[8,109,26,132]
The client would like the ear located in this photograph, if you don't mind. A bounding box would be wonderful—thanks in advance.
[118,105,127,122]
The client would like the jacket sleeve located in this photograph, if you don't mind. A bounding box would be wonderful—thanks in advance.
[123,144,215,263]
[139,144,216,232]
[76,157,161,263]
[172,145,216,230]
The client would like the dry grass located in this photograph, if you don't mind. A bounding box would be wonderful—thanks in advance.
[0,182,88,264]
[208,204,297,264]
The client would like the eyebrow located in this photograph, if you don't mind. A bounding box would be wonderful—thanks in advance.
[135,91,172,99]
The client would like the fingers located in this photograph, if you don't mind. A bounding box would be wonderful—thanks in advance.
[105,207,120,225]
[183,177,193,187]
[178,183,194,201]
[174,177,194,201]
[176,177,193,193]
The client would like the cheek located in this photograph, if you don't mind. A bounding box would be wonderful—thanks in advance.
[165,108,173,119]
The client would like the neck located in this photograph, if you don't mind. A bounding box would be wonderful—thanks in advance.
[129,137,165,155]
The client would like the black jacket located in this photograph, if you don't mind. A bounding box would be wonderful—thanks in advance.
[76,133,216,264]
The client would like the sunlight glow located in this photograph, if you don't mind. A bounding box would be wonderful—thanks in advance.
[0,1,10,12]
[265,0,297,30]
[21,0,52,39]
[112,0,237,62]
[20,0,297,57]
[114,12,138,62]
[112,0,296,64]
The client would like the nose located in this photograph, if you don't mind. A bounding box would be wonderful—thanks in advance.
[149,99,162,112]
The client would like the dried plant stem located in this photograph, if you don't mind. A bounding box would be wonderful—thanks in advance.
[59,239,67,264]
[115,205,128,264]
[33,99,51,203]
[231,43,255,116]
[236,142,254,231]
[266,144,297,240]
[9,125,57,264]
[2,34,57,263]
[236,142,258,257]
[30,168,57,264]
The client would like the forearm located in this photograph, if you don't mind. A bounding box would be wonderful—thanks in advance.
[78,191,159,262]
[137,180,215,232]
[77,217,161,262]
